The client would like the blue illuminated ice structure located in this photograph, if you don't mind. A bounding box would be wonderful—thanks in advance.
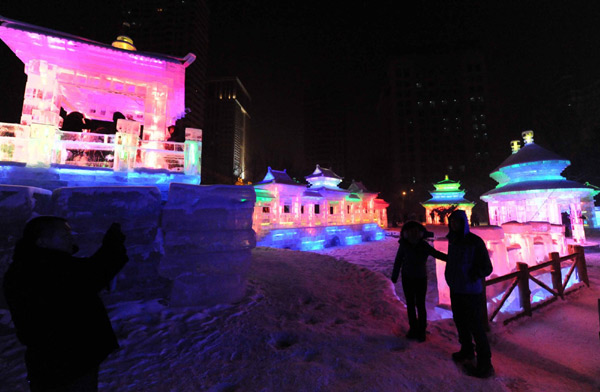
[253,166,388,250]
[258,223,386,251]
[0,162,199,200]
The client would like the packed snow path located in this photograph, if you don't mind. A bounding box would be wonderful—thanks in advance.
[1,238,599,391]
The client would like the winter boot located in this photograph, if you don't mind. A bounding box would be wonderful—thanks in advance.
[405,329,418,339]
[451,349,474,362]
[466,360,495,378]
[416,320,427,342]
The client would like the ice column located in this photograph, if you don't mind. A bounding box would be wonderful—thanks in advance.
[114,119,140,171]
[21,60,61,167]
[183,127,202,176]
[159,184,256,307]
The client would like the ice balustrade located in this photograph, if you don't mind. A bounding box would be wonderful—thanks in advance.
[0,122,200,175]
[433,222,568,309]
[483,245,588,325]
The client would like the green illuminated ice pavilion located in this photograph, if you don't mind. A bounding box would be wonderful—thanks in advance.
[422,175,474,224]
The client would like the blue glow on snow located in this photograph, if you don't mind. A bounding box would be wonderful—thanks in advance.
[374,232,385,241]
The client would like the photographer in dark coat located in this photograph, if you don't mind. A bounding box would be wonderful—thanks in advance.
[3,216,128,392]
[391,221,447,342]
[444,210,494,378]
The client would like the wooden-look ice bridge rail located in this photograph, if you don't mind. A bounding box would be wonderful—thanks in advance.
[484,245,589,325]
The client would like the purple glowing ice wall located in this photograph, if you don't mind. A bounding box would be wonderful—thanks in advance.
[253,166,388,250]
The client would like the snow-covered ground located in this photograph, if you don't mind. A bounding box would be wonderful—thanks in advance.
[1,233,599,391]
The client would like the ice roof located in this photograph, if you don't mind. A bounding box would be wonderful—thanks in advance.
[422,197,474,206]
[256,167,299,185]
[347,180,370,193]
[493,142,569,172]
[481,179,598,198]
[0,16,190,66]
[305,164,342,180]
[303,189,323,198]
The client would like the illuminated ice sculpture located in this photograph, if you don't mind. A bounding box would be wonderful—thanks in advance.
[421,175,474,224]
[0,16,201,181]
[481,130,599,244]
[431,131,597,311]
[252,165,389,250]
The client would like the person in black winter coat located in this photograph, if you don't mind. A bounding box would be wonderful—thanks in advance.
[3,216,129,392]
[443,210,494,378]
[391,221,447,342]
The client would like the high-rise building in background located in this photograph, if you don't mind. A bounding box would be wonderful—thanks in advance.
[121,0,209,129]
[203,77,251,184]
[378,49,493,219]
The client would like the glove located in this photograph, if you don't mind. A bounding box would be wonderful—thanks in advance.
[103,222,126,247]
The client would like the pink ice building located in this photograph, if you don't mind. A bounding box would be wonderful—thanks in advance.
[252,165,388,250]
[0,16,201,195]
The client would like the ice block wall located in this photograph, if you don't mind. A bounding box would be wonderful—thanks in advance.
[159,183,256,307]
[0,183,256,310]
[52,186,164,290]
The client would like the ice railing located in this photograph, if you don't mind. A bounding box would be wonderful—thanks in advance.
[0,122,201,175]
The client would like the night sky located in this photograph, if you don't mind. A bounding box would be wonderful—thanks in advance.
[1,1,600,184]
[207,1,600,178]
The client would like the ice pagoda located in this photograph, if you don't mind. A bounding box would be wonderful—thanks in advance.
[421,175,475,225]
[481,131,598,244]
[252,165,388,250]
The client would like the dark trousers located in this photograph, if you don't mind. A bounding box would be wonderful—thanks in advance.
[29,367,99,392]
[402,275,428,331]
[450,292,491,362]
